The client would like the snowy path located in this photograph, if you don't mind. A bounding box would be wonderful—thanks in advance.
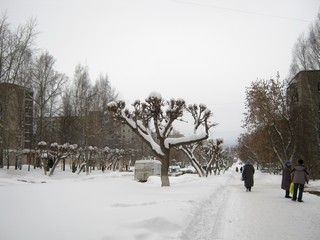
[180,171,320,240]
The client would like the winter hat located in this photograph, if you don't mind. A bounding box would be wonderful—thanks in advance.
[246,160,251,164]
[284,160,291,166]
[298,159,304,165]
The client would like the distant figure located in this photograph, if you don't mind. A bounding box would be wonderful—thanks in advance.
[236,167,239,172]
[281,160,292,198]
[291,159,309,202]
[242,160,255,192]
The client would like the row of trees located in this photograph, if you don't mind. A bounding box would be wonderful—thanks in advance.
[35,141,134,176]
[238,11,320,177]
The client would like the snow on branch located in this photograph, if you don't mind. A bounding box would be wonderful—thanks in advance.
[164,133,208,148]
[107,92,216,158]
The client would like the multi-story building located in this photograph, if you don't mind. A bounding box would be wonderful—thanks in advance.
[287,70,320,177]
[41,111,141,150]
[0,83,33,166]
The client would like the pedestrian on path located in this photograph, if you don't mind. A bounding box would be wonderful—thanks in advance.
[291,159,309,202]
[242,160,255,192]
[281,160,292,198]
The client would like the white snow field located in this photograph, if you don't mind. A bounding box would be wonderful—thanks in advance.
[1,165,319,240]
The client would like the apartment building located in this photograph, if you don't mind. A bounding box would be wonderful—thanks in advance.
[0,83,33,166]
[287,70,320,177]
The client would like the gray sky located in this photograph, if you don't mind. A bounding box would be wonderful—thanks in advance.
[2,0,320,145]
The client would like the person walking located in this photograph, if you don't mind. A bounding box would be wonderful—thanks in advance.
[291,159,309,202]
[281,160,292,198]
[242,160,255,192]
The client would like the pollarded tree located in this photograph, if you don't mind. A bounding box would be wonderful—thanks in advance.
[179,142,206,177]
[48,142,77,176]
[107,92,215,186]
[204,138,224,175]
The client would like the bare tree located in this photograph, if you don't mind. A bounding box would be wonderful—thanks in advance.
[181,138,230,177]
[0,13,37,85]
[71,64,99,174]
[92,74,118,111]
[289,12,320,78]
[204,138,224,175]
[32,51,67,143]
[308,13,320,69]
[179,143,206,177]
[71,64,92,116]
[48,142,77,176]
[107,92,215,186]
[241,75,296,170]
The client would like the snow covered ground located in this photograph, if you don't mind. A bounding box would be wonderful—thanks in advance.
[1,165,319,240]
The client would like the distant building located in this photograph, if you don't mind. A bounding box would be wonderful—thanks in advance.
[0,83,33,166]
[41,111,117,148]
[41,111,145,151]
[119,124,135,146]
[287,70,320,177]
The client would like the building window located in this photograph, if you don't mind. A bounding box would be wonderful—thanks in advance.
[0,101,2,120]
[292,90,298,102]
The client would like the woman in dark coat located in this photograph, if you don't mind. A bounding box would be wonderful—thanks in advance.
[242,160,255,192]
[281,160,292,198]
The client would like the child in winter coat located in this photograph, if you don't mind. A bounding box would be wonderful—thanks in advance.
[291,159,309,202]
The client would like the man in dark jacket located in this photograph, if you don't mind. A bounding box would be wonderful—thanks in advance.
[291,159,309,202]
[242,160,255,192]
[281,160,292,198]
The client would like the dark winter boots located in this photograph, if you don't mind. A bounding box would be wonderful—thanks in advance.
[285,190,291,198]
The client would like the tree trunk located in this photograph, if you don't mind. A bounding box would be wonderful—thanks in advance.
[77,162,86,174]
[28,155,31,172]
[161,155,170,187]
[62,159,65,171]
[6,154,9,169]
[49,158,61,176]
[43,158,47,175]
[192,158,205,177]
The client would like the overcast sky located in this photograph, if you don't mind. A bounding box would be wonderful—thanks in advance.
[2,0,320,146]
